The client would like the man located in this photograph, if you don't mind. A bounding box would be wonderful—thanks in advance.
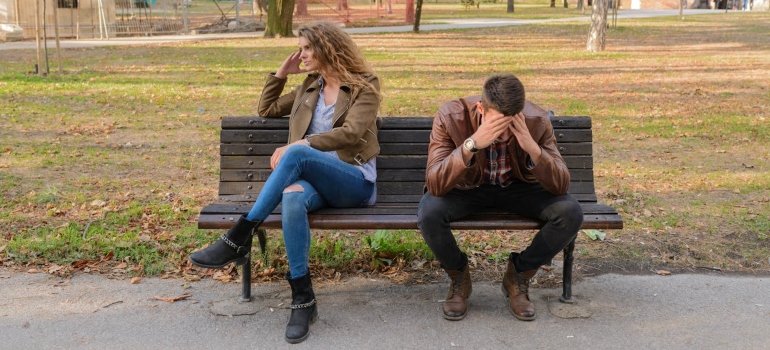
[417,74,583,321]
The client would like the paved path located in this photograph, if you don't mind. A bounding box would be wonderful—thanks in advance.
[1,269,768,349]
[0,9,722,51]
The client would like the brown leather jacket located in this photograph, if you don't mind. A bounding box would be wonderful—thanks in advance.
[425,95,570,197]
[258,72,381,165]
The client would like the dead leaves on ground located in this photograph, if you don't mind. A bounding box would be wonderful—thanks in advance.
[153,293,192,303]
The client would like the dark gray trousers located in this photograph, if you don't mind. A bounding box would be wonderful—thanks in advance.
[417,182,583,272]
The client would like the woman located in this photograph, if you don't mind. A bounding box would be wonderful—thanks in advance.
[189,21,381,344]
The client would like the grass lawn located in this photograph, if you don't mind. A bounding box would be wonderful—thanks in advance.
[1,10,768,282]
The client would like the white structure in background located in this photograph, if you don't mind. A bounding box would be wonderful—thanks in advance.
[0,23,23,41]
[0,0,118,39]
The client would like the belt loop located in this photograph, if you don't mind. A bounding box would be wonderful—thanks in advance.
[354,154,365,165]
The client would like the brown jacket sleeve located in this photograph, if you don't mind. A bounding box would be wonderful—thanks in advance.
[257,73,297,118]
[526,114,571,195]
[424,100,474,197]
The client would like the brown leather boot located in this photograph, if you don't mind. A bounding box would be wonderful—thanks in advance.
[442,265,472,320]
[502,253,537,321]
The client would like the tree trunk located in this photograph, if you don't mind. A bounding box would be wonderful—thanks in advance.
[551,0,556,7]
[265,0,296,38]
[297,0,308,16]
[337,0,349,10]
[578,0,584,12]
[586,0,608,52]
[507,0,514,12]
[564,0,569,7]
[679,0,685,19]
[405,0,414,23]
[413,0,423,32]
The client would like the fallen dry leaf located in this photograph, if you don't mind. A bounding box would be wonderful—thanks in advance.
[53,280,71,287]
[153,293,192,303]
[656,270,672,276]
[213,272,234,282]
[183,274,201,282]
[72,260,90,269]
[130,277,142,284]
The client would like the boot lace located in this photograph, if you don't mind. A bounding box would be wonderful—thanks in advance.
[450,275,465,296]
[515,274,530,295]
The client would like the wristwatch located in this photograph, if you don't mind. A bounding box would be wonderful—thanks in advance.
[463,137,479,153]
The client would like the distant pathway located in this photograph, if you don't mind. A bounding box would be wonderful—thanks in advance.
[0,9,723,51]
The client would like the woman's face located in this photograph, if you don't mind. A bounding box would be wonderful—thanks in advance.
[298,36,318,72]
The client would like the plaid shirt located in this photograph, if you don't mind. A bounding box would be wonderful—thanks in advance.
[483,141,516,187]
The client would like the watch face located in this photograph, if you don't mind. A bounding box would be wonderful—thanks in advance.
[464,138,475,151]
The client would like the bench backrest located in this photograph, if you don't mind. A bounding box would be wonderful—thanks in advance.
[217,116,597,205]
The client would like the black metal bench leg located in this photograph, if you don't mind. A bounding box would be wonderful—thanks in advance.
[240,255,252,302]
[559,238,576,304]
[239,229,267,302]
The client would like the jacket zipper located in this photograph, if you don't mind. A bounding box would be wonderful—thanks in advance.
[289,90,312,140]
[332,96,351,126]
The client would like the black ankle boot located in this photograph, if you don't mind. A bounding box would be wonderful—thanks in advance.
[285,273,318,344]
[189,215,261,269]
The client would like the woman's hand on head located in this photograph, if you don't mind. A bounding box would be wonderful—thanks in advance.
[275,51,307,79]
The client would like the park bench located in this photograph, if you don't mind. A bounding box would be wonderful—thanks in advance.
[197,115,623,303]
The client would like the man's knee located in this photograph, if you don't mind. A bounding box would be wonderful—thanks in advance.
[417,194,445,228]
[546,199,583,230]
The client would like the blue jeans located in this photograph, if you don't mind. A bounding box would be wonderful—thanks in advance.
[245,145,374,278]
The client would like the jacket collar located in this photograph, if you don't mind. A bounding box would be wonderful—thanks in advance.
[306,73,354,94]
[461,95,484,132]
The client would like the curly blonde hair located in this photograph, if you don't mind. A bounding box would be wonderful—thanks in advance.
[298,21,380,98]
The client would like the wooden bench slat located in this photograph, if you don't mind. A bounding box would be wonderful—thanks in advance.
[219,155,593,170]
[198,210,622,230]
[218,168,594,183]
[221,141,593,157]
[221,116,592,129]
[216,193,599,203]
[220,129,595,144]
[201,201,619,217]
[217,180,597,197]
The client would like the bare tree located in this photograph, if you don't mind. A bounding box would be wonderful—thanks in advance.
[265,0,296,38]
[586,0,608,52]
[507,0,515,13]
[413,0,424,32]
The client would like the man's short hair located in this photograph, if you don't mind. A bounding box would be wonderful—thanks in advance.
[481,74,525,116]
